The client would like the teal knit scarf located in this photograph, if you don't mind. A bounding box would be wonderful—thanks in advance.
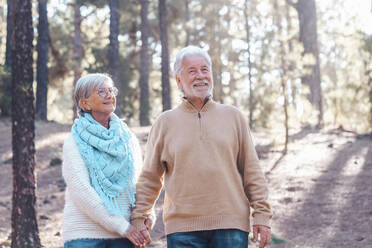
[72,113,135,216]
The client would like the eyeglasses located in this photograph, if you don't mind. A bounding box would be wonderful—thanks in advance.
[96,87,118,98]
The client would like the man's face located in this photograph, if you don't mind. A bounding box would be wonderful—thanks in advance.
[176,55,213,101]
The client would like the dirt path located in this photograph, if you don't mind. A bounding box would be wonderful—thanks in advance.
[267,130,372,248]
[0,119,371,248]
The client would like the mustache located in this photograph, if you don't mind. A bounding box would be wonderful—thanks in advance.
[192,79,209,87]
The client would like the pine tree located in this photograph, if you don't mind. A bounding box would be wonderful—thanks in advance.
[36,0,49,121]
[11,0,41,246]
[159,0,171,111]
[139,0,150,125]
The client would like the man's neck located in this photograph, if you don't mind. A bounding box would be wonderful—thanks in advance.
[185,96,210,112]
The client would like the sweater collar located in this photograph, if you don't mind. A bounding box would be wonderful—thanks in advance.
[180,96,215,113]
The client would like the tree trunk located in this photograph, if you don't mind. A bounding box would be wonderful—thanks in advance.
[281,74,289,155]
[244,0,254,129]
[108,0,121,116]
[365,59,372,131]
[35,0,49,121]
[284,4,297,109]
[210,11,224,103]
[139,0,150,126]
[184,0,190,46]
[295,0,323,127]
[11,0,41,247]
[73,2,82,120]
[275,0,289,154]
[159,0,171,111]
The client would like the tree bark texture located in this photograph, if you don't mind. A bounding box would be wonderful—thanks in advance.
[11,0,41,247]
[159,0,171,111]
[139,0,150,126]
[108,0,121,116]
[295,0,323,127]
[36,0,49,121]
[73,2,82,120]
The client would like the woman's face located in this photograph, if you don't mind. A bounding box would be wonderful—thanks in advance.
[81,81,117,116]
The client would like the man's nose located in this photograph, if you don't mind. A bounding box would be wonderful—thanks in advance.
[195,69,204,79]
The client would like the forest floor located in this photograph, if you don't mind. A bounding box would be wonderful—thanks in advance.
[0,118,371,248]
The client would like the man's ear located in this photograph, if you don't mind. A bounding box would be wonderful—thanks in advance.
[176,75,182,91]
[79,98,91,111]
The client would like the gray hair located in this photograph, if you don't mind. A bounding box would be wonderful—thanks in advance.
[74,73,114,116]
[173,46,212,77]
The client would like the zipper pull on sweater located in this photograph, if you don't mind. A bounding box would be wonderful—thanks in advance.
[198,112,201,119]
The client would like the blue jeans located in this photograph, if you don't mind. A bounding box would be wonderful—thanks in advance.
[167,229,248,248]
[64,238,134,248]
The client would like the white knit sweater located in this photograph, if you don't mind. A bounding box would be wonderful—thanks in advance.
[61,132,144,243]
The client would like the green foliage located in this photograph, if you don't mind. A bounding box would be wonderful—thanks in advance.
[0,66,11,117]
[270,233,288,244]
[14,0,369,131]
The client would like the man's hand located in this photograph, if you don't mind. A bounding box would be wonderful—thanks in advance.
[124,225,146,247]
[144,217,153,232]
[253,225,271,248]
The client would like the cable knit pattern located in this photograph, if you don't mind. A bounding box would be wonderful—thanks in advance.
[72,113,135,216]
[62,131,143,243]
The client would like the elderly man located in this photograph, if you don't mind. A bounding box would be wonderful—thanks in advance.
[131,46,272,248]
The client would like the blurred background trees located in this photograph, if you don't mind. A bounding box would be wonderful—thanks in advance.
[0,0,371,133]
[35,0,50,121]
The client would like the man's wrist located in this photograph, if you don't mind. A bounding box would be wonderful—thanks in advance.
[253,214,271,227]
[132,218,147,231]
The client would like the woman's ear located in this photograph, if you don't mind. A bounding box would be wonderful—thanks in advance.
[79,98,91,111]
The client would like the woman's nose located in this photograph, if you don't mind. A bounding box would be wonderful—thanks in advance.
[104,92,114,99]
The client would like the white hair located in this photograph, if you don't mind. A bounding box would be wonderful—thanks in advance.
[173,46,212,77]
[74,73,114,116]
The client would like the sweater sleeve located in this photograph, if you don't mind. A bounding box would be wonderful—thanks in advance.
[131,132,157,229]
[131,118,165,231]
[236,113,272,227]
[62,135,130,236]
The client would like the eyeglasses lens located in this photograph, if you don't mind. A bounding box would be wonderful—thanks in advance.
[97,87,118,98]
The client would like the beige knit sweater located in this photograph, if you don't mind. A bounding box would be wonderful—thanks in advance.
[131,99,272,235]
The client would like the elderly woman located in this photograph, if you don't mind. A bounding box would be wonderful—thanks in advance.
[62,74,151,248]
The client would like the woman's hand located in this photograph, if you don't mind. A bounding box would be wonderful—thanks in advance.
[124,225,146,247]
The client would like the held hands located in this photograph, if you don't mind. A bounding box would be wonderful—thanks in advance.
[136,229,151,248]
[137,217,152,247]
[124,225,149,247]
[132,217,153,248]
[253,225,271,248]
